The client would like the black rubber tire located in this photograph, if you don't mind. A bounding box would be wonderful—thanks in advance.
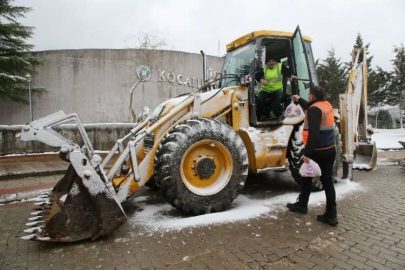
[287,122,306,187]
[288,122,342,190]
[332,125,343,181]
[154,118,248,215]
[144,176,160,190]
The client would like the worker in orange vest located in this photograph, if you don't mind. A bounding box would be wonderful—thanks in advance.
[287,86,338,226]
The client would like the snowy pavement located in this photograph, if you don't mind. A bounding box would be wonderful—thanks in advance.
[0,128,404,269]
[131,179,362,232]
[1,165,405,270]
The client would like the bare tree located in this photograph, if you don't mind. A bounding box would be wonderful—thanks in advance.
[127,32,168,122]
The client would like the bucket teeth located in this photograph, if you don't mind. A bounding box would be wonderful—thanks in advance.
[34,201,50,206]
[32,206,51,211]
[22,209,49,241]
[26,221,45,227]
[30,211,42,216]
[33,200,49,205]
[30,195,50,201]
[28,216,43,221]
[24,226,43,234]
[21,231,51,242]
[22,163,127,242]
[21,234,37,241]
[22,201,52,242]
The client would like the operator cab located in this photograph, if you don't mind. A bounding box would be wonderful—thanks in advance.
[220,26,318,126]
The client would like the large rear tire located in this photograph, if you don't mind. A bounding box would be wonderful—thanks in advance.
[155,118,248,215]
[332,125,343,180]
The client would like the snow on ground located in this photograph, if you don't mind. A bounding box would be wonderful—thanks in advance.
[372,129,405,149]
[130,180,362,232]
[377,158,399,166]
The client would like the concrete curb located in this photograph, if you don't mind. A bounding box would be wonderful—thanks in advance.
[0,169,67,180]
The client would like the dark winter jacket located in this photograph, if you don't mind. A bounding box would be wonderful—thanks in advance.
[297,98,336,158]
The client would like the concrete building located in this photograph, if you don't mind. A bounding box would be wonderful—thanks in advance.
[0,49,223,125]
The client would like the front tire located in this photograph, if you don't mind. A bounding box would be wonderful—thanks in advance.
[287,123,308,187]
[155,118,248,215]
[287,122,341,190]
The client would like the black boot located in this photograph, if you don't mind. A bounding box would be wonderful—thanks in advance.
[287,195,308,214]
[317,205,338,226]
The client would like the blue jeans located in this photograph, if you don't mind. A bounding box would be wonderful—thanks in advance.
[257,90,283,117]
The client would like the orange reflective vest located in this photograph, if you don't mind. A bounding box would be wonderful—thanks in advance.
[302,101,335,150]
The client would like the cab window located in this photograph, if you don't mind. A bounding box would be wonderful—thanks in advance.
[221,43,256,87]
[292,34,311,96]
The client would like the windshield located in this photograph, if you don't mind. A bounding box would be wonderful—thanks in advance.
[221,43,256,87]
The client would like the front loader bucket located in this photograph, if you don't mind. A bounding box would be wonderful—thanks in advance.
[22,158,127,242]
[18,112,128,242]
[353,141,377,170]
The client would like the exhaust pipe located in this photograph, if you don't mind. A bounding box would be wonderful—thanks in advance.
[200,50,207,83]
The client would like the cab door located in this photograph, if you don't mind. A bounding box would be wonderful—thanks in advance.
[291,26,314,98]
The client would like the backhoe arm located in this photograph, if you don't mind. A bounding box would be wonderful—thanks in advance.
[339,48,377,179]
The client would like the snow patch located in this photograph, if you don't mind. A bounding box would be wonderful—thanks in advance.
[116,178,132,203]
[0,188,52,204]
[130,179,361,232]
[372,129,405,149]
[114,238,130,243]
[59,194,67,203]
[133,196,149,203]
[377,158,398,166]
[69,183,80,196]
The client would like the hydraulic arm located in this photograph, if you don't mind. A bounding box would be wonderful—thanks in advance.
[339,48,377,180]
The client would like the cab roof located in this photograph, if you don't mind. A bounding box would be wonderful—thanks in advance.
[226,30,313,52]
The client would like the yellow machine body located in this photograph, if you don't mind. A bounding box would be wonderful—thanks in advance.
[113,86,300,199]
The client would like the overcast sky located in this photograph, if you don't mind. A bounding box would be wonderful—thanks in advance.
[14,0,405,71]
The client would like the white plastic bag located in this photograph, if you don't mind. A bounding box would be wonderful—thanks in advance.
[299,159,322,177]
[284,102,304,118]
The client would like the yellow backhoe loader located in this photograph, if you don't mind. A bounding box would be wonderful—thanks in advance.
[19,26,376,242]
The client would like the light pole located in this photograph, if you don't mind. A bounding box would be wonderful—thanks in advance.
[25,74,33,122]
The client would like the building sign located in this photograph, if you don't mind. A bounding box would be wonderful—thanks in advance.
[158,68,218,88]
[137,66,219,89]
[137,65,152,81]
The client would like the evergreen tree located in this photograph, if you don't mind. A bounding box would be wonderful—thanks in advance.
[368,67,392,108]
[316,47,347,107]
[375,110,393,129]
[346,33,393,113]
[0,0,45,104]
[388,44,405,128]
[347,33,373,73]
